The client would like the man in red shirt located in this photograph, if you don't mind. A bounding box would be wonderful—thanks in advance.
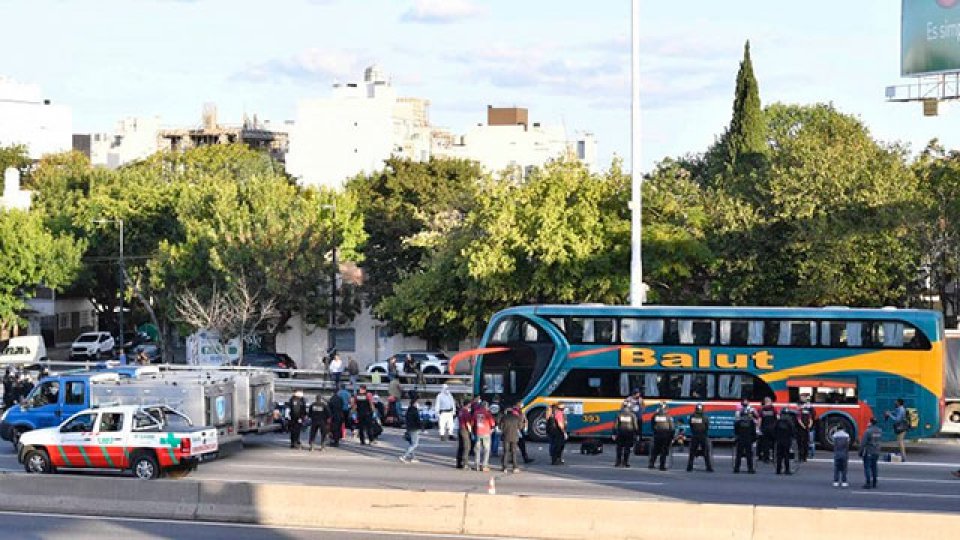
[456,401,473,469]
[472,400,496,472]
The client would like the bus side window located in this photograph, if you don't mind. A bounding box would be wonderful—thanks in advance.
[621,318,664,344]
[676,319,714,345]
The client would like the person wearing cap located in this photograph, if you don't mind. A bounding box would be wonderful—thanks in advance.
[859,417,882,489]
[287,389,307,449]
[547,403,568,465]
[796,393,815,462]
[686,403,713,472]
[758,397,777,463]
[648,402,674,471]
[774,406,796,475]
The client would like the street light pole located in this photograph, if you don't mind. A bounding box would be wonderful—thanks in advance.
[630,0,644,307]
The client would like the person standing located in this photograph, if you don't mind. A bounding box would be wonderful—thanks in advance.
[456,401,473,469]
[2,368,15,409]
[500,407,523,473]
[796,395,815,462]
[435,384,456,441]
[355,385,375,445]
[403,354,417,384]
[774,408,796,475]
[400,396,423,463]
[860,417,882,489]
[733,410,757,474]
[513,402,534,464]
[547,403,568,466]
[328,354,344,389]
[328,390,344,447]
[387,376,403,426]
[885,398,908,461]
[758,397,777,463]
[387,356,399,382]
[336,384,353,438]
[287,390,307,449]
[472,400,496,472]
[613,403,639,468]
[832,424,851,488]
[648,403,674,471]
[686,403,713,472]
[307,393,331,451]
[346,356,360,392]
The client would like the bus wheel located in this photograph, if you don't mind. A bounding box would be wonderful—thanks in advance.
[526,408,548,442]
[818,416,853,452]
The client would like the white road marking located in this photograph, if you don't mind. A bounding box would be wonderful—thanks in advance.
[537,477,665,486]
[882,477,960,484]
[219,464,348,472]
[0,510,529,539]
[852,491,960,499]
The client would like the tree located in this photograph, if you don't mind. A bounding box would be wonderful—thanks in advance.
[378,160,630,342]
[0,209,83,334]
[726,40,766,169]
[0,145,30,179]
[347,157,484,310]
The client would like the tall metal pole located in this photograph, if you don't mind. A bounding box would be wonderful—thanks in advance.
[630,0,644,306]
[118,219,125,355]
[331,205,338,330]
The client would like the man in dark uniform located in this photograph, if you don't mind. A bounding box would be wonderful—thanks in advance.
[328,391,344,447]
[796,395,815,462]
[307,393,331,451]
[287,390,307,449]
[734,410,757,474]
[648,402,674,471]
[500,407,523,473]
[355,385,375,445]
[686,403,713,472]
[774,407,797,475]
[758,397,777,463]
[613,403,639,468]
[456,402,473,469]
[2,368,15,409]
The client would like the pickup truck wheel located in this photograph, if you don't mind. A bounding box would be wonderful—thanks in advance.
[131,452,160,480]
[23,449,52,474]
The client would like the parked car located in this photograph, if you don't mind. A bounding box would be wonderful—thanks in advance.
[116,331,151,352]
[366,351,450,383]
[132,343,162,364]
[70,332,115,361]
[231,352,297,378]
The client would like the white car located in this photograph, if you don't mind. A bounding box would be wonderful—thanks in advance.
[366,351,450,383]
[70,332,115,361]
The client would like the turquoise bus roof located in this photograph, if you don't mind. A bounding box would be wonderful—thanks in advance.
[490,305,943,338]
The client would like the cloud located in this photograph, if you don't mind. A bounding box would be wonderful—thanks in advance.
[401,0,484,24]
[233,48,366,83]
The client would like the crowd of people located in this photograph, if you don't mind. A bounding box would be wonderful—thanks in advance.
[2,367,36,410]
[283,378,940,490]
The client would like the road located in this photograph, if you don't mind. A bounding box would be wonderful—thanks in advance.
[0,511,526,540]
[2,427,958,513]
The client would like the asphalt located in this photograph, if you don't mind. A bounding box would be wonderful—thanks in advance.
[0,511,526,540]
[2,428,957,514]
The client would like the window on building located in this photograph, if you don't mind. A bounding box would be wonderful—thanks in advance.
[329,328,356,352]
[58,313,71,330]
[79,310,93,328]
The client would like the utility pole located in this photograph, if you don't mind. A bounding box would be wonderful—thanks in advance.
[630,0,644,306]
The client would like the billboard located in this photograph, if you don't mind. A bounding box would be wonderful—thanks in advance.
[902,0,960,76]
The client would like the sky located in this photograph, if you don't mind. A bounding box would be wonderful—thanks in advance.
[1,0,956,172]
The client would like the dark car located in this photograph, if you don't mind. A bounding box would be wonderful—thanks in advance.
[115,331,151,352]
[132,343,162,364]
[232,352,297,378]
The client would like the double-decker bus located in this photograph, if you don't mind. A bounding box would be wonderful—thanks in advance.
[460,305,945,448]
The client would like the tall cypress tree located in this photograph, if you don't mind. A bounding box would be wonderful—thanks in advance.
[726,40,765,168]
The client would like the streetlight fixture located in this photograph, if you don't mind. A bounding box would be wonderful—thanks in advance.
[92,218,125,357]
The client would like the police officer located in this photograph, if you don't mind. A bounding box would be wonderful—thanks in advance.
[758,397,777,463]
[774,407,796,475]
[2,367,15,409]
[288,390,307,449]
[733,409,757,474]
[648,402,674,471]
[613,403,639,468]
[796,394,815,462]
[307,392,331,451]
[328,390,344,447]
[686,403,713,472]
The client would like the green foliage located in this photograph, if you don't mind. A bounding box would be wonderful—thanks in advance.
[726,41,766,169]
[0,145,30,180]
[0,209,83,329]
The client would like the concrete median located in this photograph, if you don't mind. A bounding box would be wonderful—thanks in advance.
[2,472,960,538]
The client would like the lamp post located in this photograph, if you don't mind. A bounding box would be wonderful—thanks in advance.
[321,204,338,344]
[93,218,125,353]
[630,0,644,307]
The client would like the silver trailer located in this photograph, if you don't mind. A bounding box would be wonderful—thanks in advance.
[225,370,277,434]
[90,372,241,445]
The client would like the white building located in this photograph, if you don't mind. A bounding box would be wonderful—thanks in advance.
[286,66,432,189]
[88,116,162,169]
[0,77,72,159]
[434,106,598,177]
[1,168,31,211]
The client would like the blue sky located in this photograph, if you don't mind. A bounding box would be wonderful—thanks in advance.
[1,0,954,171]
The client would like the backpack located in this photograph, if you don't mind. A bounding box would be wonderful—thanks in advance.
[895,409,911,433]
[580,439,603,455]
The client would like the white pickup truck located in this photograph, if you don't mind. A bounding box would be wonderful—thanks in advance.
[17,404,217,479]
